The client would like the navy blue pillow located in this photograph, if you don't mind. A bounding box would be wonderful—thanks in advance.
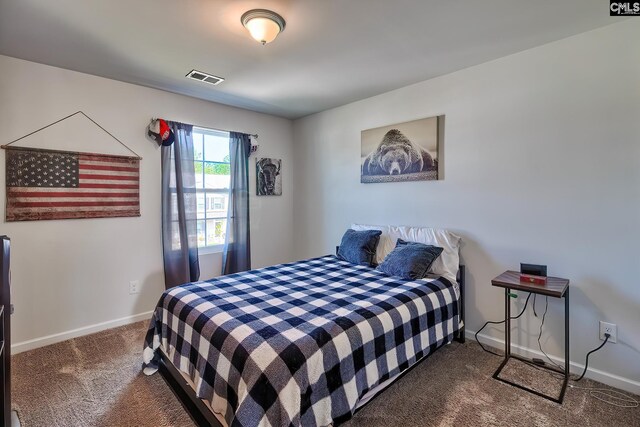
[337,229,382,266]
[377,238,444,280]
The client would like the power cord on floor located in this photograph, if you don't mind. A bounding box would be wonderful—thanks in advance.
[567,333,638,408]
[568,384,639,408]
[517,360,640,408]
[574,334,609,382]
[474,293,639,408]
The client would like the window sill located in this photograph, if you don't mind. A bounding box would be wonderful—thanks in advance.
[199,244,224,255]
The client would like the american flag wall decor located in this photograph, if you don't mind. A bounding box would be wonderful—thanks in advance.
[5,147,140,221]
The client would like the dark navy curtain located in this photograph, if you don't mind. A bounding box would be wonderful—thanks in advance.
[161,121,200,288]
[222,132,252,274]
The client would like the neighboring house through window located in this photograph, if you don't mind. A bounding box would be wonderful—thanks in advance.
[193,127,230,251]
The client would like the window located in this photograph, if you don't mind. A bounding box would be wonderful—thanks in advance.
[209,196,225,211]
[193,127,230,250]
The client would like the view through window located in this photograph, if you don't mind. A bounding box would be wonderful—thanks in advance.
[193,128,230,249]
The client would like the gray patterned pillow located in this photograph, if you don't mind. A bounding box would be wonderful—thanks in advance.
[337,229,382,267]
[377,238,444,280]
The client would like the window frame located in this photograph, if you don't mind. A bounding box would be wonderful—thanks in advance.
[193,126,230,253]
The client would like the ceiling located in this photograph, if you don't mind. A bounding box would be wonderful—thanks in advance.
[0,0,621,119]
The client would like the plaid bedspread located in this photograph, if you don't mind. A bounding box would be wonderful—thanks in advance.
[143,255,460,427]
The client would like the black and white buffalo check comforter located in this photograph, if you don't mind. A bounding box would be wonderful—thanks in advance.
[143,255,460,427]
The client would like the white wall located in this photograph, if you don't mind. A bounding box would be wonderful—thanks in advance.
[293,21,640,391]
[0,55,294,351]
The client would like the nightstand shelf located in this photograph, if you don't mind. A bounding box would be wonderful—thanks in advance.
[491,270,570,404]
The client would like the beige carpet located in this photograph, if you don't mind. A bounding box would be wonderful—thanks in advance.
[11,321,640,427]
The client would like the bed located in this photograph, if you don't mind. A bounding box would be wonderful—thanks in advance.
[143,228,465,427]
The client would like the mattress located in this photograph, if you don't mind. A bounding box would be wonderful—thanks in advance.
[144,255,461,427]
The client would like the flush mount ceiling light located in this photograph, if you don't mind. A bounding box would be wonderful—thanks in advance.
[241,9,286,45]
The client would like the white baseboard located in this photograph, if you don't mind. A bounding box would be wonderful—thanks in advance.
[467,329,640,395]
[11,311,154,354]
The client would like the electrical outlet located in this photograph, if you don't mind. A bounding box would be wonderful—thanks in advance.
[129,280,140,295]
[599,321,617,343]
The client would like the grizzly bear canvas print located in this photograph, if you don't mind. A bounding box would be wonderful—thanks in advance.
[361,116,441,183]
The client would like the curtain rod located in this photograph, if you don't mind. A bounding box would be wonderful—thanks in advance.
[153,118,258,139]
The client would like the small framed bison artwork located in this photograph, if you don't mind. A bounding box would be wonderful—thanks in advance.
[256,158,282,196]
[361,115,442,183]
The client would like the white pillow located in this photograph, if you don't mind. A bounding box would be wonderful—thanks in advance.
[351,223,461,284]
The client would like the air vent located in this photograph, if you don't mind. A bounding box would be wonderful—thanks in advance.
[186,70,224,86]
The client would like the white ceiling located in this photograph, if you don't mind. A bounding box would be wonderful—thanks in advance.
[0,0,621,119]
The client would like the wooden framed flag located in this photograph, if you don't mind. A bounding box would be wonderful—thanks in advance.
[5,147,140,221]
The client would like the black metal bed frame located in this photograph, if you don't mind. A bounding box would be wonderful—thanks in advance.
[158,264,466,427]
